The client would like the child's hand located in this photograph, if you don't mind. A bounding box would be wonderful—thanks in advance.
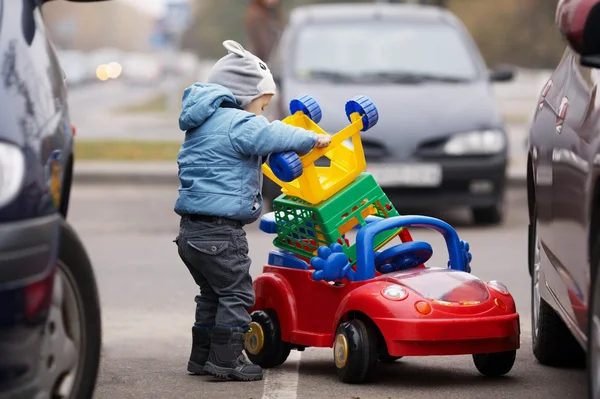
[314,134,331,148]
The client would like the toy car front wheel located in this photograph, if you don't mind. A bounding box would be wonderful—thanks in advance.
[333,319,378,384]
[245,309,291,368]
[472,350,516,376]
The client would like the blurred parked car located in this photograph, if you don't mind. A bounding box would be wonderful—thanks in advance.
[527,0,600,396]
[0,1,103,398]
[264,3,515,225]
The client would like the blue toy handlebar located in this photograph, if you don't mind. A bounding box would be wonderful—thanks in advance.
[355,215,466,281]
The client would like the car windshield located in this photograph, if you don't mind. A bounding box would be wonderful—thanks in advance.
[293,21,480,83]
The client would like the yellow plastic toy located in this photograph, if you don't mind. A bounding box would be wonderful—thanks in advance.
[262,94,379,205]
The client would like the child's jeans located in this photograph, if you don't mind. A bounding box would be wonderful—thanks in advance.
[175,215,254,329]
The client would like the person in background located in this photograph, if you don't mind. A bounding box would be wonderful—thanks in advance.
[244,0,282,62]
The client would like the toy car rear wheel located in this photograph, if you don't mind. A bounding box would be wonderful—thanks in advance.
[472,350,516,377]
[289,94,322,124]
[245,309,291,368]
[268,152,303,182]
[344,95,379,131]
[333,319,378,384]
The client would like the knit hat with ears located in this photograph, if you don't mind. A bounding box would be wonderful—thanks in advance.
[207,40,277,109]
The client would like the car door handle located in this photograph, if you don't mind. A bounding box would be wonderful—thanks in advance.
[539,79,553,110]
[556,96,569,134]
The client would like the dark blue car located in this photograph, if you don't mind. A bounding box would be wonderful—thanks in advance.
[0,1,103,398]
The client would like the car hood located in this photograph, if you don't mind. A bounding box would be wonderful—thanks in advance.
[281,79,503,159]
[381,267,491,304]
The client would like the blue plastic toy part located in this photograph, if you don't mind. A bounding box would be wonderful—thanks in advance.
[355,215,466,282]
[345,95,379,132]
[260,212,315,238]
[259,212,278,234]
[289,94,322,124]
[268,152,303,182]
[268,249,310,270]
[375,241,433,274]
[310,243,355,282]
[449,240,472,273]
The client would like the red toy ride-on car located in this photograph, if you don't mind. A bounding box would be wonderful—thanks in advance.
[247,214,520,384]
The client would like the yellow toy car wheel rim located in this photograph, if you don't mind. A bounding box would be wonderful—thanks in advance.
[246,322,264,355]
[334,333,349,368]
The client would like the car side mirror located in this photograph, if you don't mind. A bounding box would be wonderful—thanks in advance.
[556,0,600,67]
[489,65,516,82]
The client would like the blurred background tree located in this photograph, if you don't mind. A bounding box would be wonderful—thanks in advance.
[181,0,565,69]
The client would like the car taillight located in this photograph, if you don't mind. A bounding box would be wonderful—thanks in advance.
[0,142,25,208]
[25,270,55,321]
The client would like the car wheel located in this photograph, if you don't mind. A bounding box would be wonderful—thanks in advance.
[38,221,101,399]
[588,236,600,398]
[245,309,291,368]
[530,207,584,366]
[333,319,378,384]
[472,205,503,226]
[472,350,516,376]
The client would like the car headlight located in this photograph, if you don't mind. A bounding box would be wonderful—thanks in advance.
[443,130,505,155]
[381,284,408,301]
[0,142,25,208]
[487,280,510,295]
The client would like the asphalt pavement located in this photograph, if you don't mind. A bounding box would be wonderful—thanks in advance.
[65,183,586,399]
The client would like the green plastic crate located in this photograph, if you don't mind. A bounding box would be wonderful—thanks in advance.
[272,173,402,264]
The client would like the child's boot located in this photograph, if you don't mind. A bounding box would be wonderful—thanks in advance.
[203,326,263,381]
[187,326,212,375]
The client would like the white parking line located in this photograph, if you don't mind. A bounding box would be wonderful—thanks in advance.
[262,350,302,399]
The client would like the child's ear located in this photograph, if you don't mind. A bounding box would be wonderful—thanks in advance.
[223,40,246,57]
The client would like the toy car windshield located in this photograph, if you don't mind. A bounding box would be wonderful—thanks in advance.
[385,268,490,304]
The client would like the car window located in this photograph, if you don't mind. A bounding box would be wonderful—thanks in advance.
[292,21,480,82]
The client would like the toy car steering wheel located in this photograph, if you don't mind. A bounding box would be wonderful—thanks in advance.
[375,241,433,273]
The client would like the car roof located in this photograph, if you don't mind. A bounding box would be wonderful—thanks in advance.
[289,3,455,25]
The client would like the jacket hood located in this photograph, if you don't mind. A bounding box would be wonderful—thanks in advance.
[178,83,238,131]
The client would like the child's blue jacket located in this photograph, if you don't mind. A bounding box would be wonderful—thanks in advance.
[174,83,318,224]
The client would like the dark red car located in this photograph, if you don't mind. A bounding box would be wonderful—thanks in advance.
[527,0,600,396]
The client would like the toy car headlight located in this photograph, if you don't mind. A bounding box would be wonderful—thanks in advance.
[0,142,25,208]
[443,130,505,155]
[381,284,408,301]
[487,280,509,295]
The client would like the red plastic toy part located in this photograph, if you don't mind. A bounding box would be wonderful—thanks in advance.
[250,266,520,357]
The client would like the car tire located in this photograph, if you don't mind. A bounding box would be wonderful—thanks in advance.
[530,206,585,366]
[245,310,291,368]
[39,220,101,399]
[333,319,378,384]
[588,235,600,398]
[472,205,503,226]
[472,350,516,376]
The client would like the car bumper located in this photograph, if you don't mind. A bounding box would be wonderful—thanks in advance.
[373,312,520,357]
[372,155,507,210]
[0,213,60,397]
